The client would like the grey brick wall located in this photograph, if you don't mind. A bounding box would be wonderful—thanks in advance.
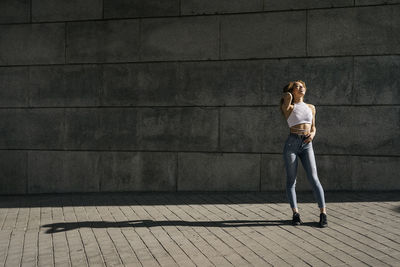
[0,0,399,194]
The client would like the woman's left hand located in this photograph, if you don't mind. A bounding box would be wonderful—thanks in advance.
[304,132,315,144]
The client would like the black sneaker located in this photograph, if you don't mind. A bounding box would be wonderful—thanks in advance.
[292,212,302,225]
[319,213,328,228]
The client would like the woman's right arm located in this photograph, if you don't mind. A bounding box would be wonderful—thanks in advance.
[281,92,293,112]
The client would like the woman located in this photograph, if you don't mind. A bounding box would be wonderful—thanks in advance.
[280,80,327,228]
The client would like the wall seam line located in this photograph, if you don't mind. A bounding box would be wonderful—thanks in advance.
[29,0,32,23]
[138,18,142,61]
[99,64,104,107]
[176,152,179,192]
[218,108,221,152]
[26,151,29,194]
[352,56,355,105]
[259,154,262,192]
[27,66,31,107]
[102,0,105,19]
[305,9,308,56]
[218,15,222,60]
[1,53,399,68]
[1,3,400,26]
[64,22,67,64]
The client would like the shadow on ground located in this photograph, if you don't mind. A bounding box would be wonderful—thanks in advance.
[392,206,400,213]
[42,219,320,233]
[1,191,400,208]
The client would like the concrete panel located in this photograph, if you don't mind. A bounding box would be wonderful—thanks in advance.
[104,0,179,18]
[29,65,101,107]
[0,0,29,23]
[32,0,102,22]
[354,56,400,104]
[179,60,264,105]
[138,107,219,151]
[99,152,176,191]
[0,67,29,107]
[316,106,399,156]
[64,108,99,149]
[28,151,63,193]
[26,109,65,149]
[62,152,100,192]
[28,151,100,193]
[141,16,219,61]
[181,0,263,15]
[262,59,291,106]
[0,110,29,148]
[261,154,353,191]
[285,58,354,105]
[312,107,356,155]
[308,5,400,56]
[0,23,65,65]
[260,154,285,191]
[66,20,140,63]
[352,156,400,190]
[178,152,260,191]
[102,62,180,106]
[313,155,354,191]
[263,0,353,11]
[98,108,140,150]
[263,57,353,105]
[64,108,139,150]
[104,60,263,106]
[65,108,216,151]
[352,106,399,156]
[220,107,288,153]
[0,151,27,194]
[221,11,306,59]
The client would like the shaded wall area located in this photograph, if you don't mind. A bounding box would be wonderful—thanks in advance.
[0,0,399,194]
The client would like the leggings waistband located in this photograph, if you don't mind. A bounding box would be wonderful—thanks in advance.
[289,132,308,139]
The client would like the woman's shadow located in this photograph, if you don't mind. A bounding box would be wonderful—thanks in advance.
[42,219,319,233]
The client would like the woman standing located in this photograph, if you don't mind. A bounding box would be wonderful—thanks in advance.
[280,80,328,228]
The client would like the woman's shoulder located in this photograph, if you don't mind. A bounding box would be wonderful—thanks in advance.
[305,102,315,108]
[305,103,316,112]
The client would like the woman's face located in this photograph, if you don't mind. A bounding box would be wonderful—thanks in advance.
[292,82,306,96]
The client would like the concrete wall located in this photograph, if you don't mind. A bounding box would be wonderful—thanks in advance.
[0,0,399,194]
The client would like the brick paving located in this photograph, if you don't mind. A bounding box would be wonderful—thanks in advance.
[0,191,399,267]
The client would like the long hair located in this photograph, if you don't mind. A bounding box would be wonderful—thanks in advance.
[279,80,307,116]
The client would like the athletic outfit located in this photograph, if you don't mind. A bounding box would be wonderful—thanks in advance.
[283,102,326,209]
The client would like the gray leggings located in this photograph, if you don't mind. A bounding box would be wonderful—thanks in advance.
[283,133,326,209]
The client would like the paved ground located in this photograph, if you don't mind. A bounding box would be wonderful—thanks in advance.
[0,191,399,267]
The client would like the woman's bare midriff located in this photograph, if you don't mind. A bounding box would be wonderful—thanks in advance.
[290,123,311,135]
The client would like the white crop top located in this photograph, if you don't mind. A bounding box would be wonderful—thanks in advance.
[286,101,313,128]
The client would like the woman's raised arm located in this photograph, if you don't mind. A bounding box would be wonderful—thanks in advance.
[281,92,293,112]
